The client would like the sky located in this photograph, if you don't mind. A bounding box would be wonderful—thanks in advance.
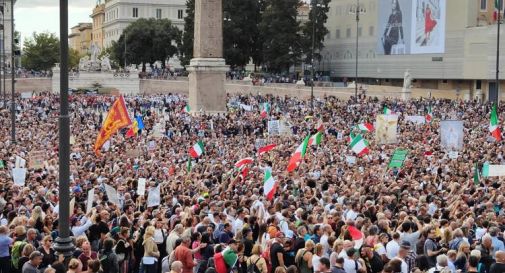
[15,0,95,43]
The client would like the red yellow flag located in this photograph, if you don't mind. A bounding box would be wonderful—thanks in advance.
[94,96,132,155]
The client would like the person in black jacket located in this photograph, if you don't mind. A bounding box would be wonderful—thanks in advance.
[360,244,384,273]
[382,0,404,55]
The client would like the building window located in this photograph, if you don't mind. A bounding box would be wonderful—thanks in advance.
[335,29,340,39]
[133,7,139,18]
[358,27,362,37]
[326,32,331,40]
[156,9,162,19]
[178,9,184,19]
[369,26,374,36]
[480,0,487,11]
[346,28,351,38]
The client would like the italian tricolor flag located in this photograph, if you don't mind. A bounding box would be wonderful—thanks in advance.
[495,0,502,21]
[425,105,433,123]
[490,103,501,141]
[234,157,254,168]
[189,141,204,158]
[308,132,322,146]
[383,106,393,115]
[287,136,310,172]
[349,133,369,157]
[263,169,277,200]
[357,122,374,132]
[258,144,276,156]
[260,103,271,119]
[183,104,191,113]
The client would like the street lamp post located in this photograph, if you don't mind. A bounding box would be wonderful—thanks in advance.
[10,0,14,143]
[310,0,321,114]
[350,0,365,102]
[53,0,75,260]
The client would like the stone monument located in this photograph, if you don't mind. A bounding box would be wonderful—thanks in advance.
[187,0,229,113]
[402,69,413,101]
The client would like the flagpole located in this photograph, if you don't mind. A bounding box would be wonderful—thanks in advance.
[497,0,501,104]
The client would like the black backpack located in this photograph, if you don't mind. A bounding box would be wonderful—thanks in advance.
[247,257,261,273]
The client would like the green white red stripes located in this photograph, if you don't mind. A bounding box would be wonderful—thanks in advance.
[189,141,204,158]
[260,103,271,119]
[234,157,254,168]
[425,105,433,123]
[357,122,374,132]
[263,169,277,200]
[383,106,393,115]
[308,132,322,146]
[183,104,191,113]
[349,133,369,157]
[287,136,310,172]
[490,103,501,141]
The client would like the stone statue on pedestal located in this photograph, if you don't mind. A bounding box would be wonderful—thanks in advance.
[100,56,112,71]
[402,69,413,101]
[90,43,100,63]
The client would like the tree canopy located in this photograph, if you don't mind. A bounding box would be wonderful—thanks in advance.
[21,32,60,71]
[111,18,182,71]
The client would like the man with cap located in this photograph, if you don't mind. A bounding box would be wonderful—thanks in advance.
[392,241,411,273]
[21,251,42,273]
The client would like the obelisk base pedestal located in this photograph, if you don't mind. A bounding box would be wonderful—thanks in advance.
[187,58,229,114]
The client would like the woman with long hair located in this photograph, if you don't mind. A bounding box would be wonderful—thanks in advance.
[143,225,160,273]
[454,241,471,273]
[382,0,404,55]
[115,227,132,273]
[424,3,437,41]
[247,245,268,273]
[329,240,343,267]
[30,206,45,234]
[295,240,315,273]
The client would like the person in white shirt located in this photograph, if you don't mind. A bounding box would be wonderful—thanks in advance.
[320,225,332,258]
[343,248,366,273]
[386,233,401,260]
[233,208,246,235]
[427,254,451,273]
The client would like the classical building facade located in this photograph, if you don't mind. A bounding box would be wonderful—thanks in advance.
[322,0,505,100]
[69,23,93,56]
[102,0,186,48]
[91,3,106,51]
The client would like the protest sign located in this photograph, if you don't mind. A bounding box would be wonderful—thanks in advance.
[440,120,464,151]
[12,168,27,186]
[482,163,505,177]
[255,139,266,149]
[147,185,161,207]
[137,178,147,196]
[148,140,156,152]
[448,151,459,159]
[86,189,94,214]
[29,151,45,169]
[69,198,75,216]
[126,148,142,158]
[345,156,356,165]
[376,115,398,144]
[388,149,408,168]
[405,115,426,124]
[15,156,26,168]
[21,92,32,99]
[104,184,120,206]
[268,120,280,135]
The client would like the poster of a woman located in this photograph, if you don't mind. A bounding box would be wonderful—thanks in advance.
[381,0,404,55]
[411,0,446,54]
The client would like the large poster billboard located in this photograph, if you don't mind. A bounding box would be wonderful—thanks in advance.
[377,0,445,55]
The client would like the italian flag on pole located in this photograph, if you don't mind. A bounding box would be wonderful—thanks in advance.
[357,122,374,132]
[425,105,433,123]
[383,106,393,115]
[183,104,191,113]
[189,141,204,158]
[308,132,322,146]
[260,103,271,119]
[490,103,501,141]
[495,0,502,21]
[287,135,310,172]
[263,169,277,200]
[349,133,370,157]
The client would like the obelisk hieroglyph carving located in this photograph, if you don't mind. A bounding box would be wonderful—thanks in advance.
[187,0,229,113]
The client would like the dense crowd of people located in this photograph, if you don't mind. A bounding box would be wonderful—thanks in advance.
[0,92,504,273]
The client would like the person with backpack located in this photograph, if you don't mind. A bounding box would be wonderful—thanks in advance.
[247,244,268,273]
[100,238,119,273]
[295,240,315,273]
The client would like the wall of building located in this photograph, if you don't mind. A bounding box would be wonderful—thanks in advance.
[103,0,186,48]
[91,4,106,50]
[322,0,505,82]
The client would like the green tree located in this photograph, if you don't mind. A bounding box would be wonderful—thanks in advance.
[69,48,81,69]
[301,0,331,64]
[223,0,262,70]
[259,0,303,73]
[112,18,181,71]
[251,0,267,71]
[21,32,59,71]
[180,0,195,66]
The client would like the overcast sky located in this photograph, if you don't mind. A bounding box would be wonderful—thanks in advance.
[15,0,95,43]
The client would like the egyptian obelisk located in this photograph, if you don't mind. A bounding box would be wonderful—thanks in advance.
[187,0,228,113]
